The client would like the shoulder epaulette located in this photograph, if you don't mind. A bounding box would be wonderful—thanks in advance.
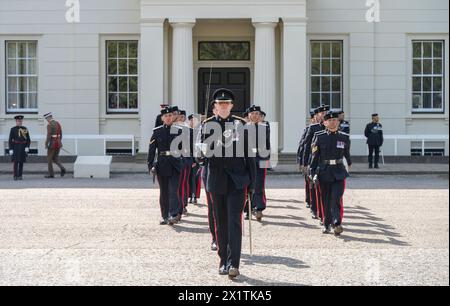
[153,125,163,131]
[338,131,350,137]
[232,115,246,122]
[202,116,215,124]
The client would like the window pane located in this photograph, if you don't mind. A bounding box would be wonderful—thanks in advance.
[321,77,330,92]
[28,43,37,58]
[332,59,341,75]
[413,42,422,58]
[129,93,138,109]
[332,42,341,58]
[129,77,138,92]
[412,77,422,92]
[7,43,17,58]
[18,59,26,75]
[321,93,330,105]
[108,41,118,58]
[119,93,128,108]
[433,77,442,92]
[28,93,37,109]
[412,93,422,109]
[7,59,17,75]
[321,59,330,74]
[423,59,432,74]
[108,77,117,92]
[322,43,331,58]
[129,42,138,58]
[119,59,127,75]
[423,42,432,58]
[311,43,321,58]
[8,93,18,109]
[433,59,442,75]
[433,93,443,109]
[332,93,341,109]
[29,77,38,91]
[119,77,128,92]
[413,59,422,75]
[129,59,138,75]
[27,59,37,75]
[423,93,432,108]
[311,59,320,75]
[199,42,250,61]
[311,93,321,108]
[311,77,320,91]
[433,42,443,58]
[108,59,117,75]
[423,77,432,91]
[8,77,18,92]
[118,43,128,58]
[18,43,26,58]
[18,93,27,108]
[109,93,118,109]
[18,77,27,92]
[332,77,341,91]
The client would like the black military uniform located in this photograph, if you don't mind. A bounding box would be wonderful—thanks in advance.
[364,114,384,169]
[310,112,352,236]
[297,111,315,209]
[339,111,351,134]
[301,105,329,219]
[8,115,31,181]
[199,88,256,278]
[148,107,183,225]
[188,114,202,205]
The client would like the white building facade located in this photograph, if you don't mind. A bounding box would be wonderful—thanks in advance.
[0,0,448,156]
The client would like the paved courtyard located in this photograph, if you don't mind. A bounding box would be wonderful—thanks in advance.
[0,174,448,286]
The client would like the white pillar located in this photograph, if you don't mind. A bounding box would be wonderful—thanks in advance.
[281,18,307,153]
[252,18,278,123]
[139,19,165,154]
[170,19,195,115]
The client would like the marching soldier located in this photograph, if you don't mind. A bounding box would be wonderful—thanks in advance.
[301,105,329,220]
[8,115,31,181]
[338,111,350,134]
[175,110,192,217]
[245,105,271,222]
[44,113,66,179]
[188,114,202,205]
[310,111,352,236]
[147,107,183,225]
[154,104,170,128]
[364,114,384,169]
[297,111,316,209]
[198,88,256,278]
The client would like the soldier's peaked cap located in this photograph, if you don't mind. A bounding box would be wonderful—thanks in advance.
[324,111,340,120]
[212,88,235,103]
[247,105,262,113]
[14,115,24,120]
[44,112,53,119]
[161,107,172,115]
[316,105,330,113]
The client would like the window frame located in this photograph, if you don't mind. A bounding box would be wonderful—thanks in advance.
[308,39,345,112]
[105,39,140,114]
[411,40,445,114]
[5,40,39,114]
[198,41,251,61]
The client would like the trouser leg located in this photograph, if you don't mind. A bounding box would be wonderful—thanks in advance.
[53,149,65,171]
[310,183,318,217]
[47,150,55,176]
[169,171,181,218]
[305,176,311,206]
[374,146,380,166]
[211,193,228,267]
[206,192,216,242]
[13,162,18,178]
[227,185,246,269]
[252,166,267,211]
[157,175,169,220]
[18,162,24,177]
[368,145,374,166]
[330,180,346,226]
[320,182,333,227]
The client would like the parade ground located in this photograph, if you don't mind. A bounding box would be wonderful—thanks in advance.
[0,173,448,286]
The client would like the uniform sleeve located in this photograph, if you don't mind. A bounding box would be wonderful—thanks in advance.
[380,124,384,146]
[297,128,307,164]
[8,128,14,150]
[266,123,271,159]
[147,132,157,170]
[302,128,315,167]
[344,137,352,167]
[45,124,51,148]
[364,124,370,138]
[309,138,321,174]
[26,128,31,148]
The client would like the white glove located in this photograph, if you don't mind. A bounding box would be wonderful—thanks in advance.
[9,150,13,155]
[25,147,29,153]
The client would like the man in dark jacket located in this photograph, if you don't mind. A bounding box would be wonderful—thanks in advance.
[8,115,31,181]
[364,114,384,169]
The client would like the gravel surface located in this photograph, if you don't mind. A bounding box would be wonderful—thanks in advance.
[0,174,448,286]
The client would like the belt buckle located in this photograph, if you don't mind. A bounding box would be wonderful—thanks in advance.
[329,160,337,165]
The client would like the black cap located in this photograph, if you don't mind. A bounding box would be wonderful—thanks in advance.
[324,111,340,120]
[160,107,172,115]
[212,88,235,103]
[14,115,24,120]
[316,105,330,113]
[179,110,186,116]
[247,105,262,114]
[188,114,195,120]
[338,111,345,115]
[372,113,379,117]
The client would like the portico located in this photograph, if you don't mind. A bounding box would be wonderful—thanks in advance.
[139,0,308,154]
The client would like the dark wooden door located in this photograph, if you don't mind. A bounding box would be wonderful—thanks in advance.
[198,68,251,117]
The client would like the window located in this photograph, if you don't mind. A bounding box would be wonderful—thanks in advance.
[412,40,445,113]
[6,41,38,113]
[411,141,445,156]
[199,42,250,61]
[106,41,138,113]
[310,41,343,110]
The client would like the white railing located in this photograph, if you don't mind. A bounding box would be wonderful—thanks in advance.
[351,134,449,157]
[0,134,136,156]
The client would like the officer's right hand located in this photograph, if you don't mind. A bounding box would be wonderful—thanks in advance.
[150,167,156,175]
[9,150,13,155]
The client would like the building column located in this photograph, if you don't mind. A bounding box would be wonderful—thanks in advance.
[252,18,278,123]
[281,18,307,153]
[139,18,165,154]
[170,18,196,115]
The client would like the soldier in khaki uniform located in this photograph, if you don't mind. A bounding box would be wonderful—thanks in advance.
[44,112,66,178]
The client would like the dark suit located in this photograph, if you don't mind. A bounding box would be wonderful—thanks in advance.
[200,115,256,269]
[147,124,183,220]
[364,122,383,167]
[9,126,31,178]
[310,131,352,227]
